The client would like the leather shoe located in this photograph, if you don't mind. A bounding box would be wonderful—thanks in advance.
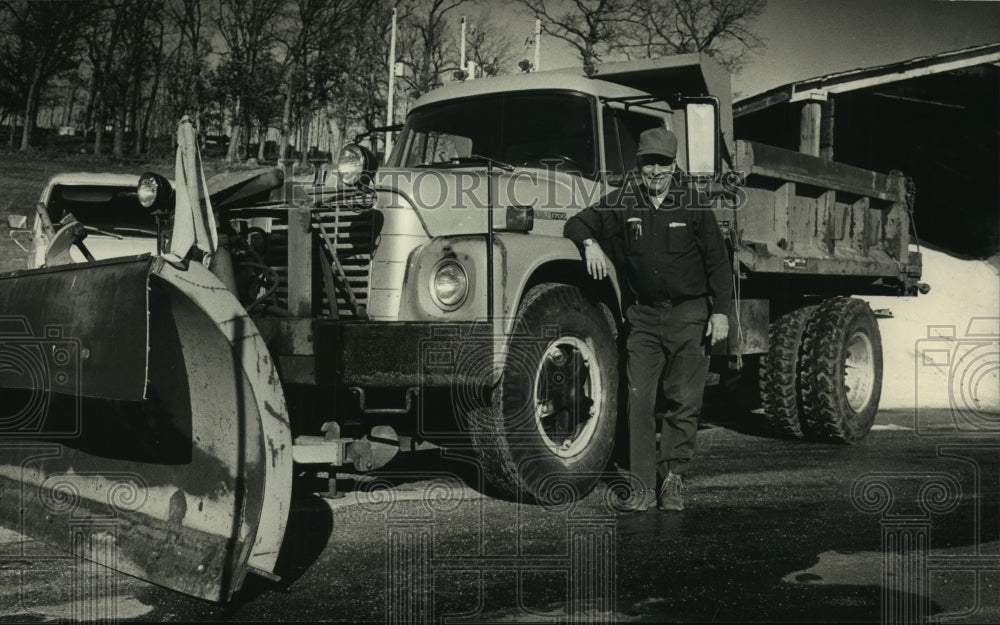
[658,472,684,511]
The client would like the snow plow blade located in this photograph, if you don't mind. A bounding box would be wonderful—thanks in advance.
[0,255,292,602]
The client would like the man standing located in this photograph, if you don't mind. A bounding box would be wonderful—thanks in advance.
[564,127,732,511]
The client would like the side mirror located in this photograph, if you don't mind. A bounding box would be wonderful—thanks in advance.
[504,205,534,232]
[685,99,720,177]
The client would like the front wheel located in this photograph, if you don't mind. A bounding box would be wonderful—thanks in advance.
[470,284,618,503]
[799,297,883,443]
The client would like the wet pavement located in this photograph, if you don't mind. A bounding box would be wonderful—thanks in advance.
[1,407,998,623]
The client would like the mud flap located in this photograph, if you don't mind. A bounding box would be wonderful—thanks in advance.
[0,256,292,602]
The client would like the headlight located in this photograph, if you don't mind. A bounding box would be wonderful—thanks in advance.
[337,143,377,187]
[430,259,469,311]
[137,175,159,208]
[137,172,172,212]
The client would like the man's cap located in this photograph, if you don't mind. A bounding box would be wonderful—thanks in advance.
[636,128,677,159]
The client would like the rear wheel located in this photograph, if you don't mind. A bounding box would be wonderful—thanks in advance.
[470,284,618,503]
[799,297,883,443]
[759,305,816,439]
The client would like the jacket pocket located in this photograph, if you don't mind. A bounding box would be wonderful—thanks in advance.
[665,221,694,252]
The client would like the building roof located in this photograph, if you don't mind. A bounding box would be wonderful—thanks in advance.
[735,42,1000,117]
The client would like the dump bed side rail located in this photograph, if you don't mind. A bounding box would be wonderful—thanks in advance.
[731,140,920,293]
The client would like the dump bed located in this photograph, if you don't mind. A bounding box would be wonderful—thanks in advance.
[727,140,921,295]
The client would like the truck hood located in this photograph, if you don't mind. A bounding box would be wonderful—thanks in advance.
[373,167,604,236]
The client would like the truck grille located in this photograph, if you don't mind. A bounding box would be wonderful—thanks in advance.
[258,201,376,319]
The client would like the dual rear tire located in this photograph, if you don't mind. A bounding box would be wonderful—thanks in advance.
[760,297,883,443]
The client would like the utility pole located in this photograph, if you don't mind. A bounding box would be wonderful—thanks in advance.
[534,18,541,71]
[460,16,467,74]
[385,7,398,160]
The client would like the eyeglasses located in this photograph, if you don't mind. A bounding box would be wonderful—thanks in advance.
[638,155,675,168]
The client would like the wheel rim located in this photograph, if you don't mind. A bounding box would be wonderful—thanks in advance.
[533,336,603,459]
[844,330,875,412]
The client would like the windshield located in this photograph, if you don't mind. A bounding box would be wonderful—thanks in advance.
[390,91,598,178]
[48,185,157,235]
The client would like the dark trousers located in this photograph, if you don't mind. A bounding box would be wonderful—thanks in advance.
[626,298,710,493]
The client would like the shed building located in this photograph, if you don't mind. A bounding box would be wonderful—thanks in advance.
[734,43,1000,257]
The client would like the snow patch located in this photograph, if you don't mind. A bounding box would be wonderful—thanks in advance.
[861,246,999,412]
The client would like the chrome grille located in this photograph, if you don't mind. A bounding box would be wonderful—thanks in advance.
[256,203,375,319]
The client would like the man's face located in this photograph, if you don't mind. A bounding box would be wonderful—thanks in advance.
[639,154,676,195]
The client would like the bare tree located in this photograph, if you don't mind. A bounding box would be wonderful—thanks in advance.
[513,0,630,68]
[165,0,215,121]
[396,0,469,99]
[215,0,283,162]
[617,0,765,70]
[516,0,764,70]
[107,0,168,157]
[137,6,168,156]
[464,9,517,76]
[327,1,394,156]
[1,0,96,150]
[275,0,361,160]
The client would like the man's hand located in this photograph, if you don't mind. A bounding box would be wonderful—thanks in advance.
[706,313,729,346]
[584,243,611,280]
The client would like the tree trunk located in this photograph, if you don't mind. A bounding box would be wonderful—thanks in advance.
[135,109,144,155]
[93,99,104,156]
[279,81,293,160]
[7,116,16,149]
[64,92,77,129]
[83,72,98,143]
[225,96,242,163]
[20,65,44,151]
[63,84,75,126]
[298,117,308,166]
[257,124,267,161]
[140,69,162,158]
[113,110,125,158]
[129,79,141,155]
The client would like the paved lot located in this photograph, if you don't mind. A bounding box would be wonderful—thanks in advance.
[0,407,998,623]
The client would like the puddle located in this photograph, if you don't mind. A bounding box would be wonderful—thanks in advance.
[2,595,152,622]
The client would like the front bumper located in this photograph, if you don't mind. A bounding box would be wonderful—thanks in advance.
[256,318,502,389]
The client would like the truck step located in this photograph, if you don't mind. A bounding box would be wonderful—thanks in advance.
[292,435,350,465]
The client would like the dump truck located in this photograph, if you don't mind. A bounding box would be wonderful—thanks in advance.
[0,54,923,601]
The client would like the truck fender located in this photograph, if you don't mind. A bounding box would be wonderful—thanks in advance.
[495,234,624,333]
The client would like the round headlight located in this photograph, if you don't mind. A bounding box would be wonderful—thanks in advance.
[137,172,172,212]
[137,174,160,208]
[337,143,377,187]
[430,259,469,311]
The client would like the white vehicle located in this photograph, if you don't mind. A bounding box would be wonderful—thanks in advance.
[28,173,160,267]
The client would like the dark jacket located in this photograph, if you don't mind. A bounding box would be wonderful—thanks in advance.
[564,175,733,316]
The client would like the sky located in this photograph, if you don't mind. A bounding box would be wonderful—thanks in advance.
[470,0,1000,98]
